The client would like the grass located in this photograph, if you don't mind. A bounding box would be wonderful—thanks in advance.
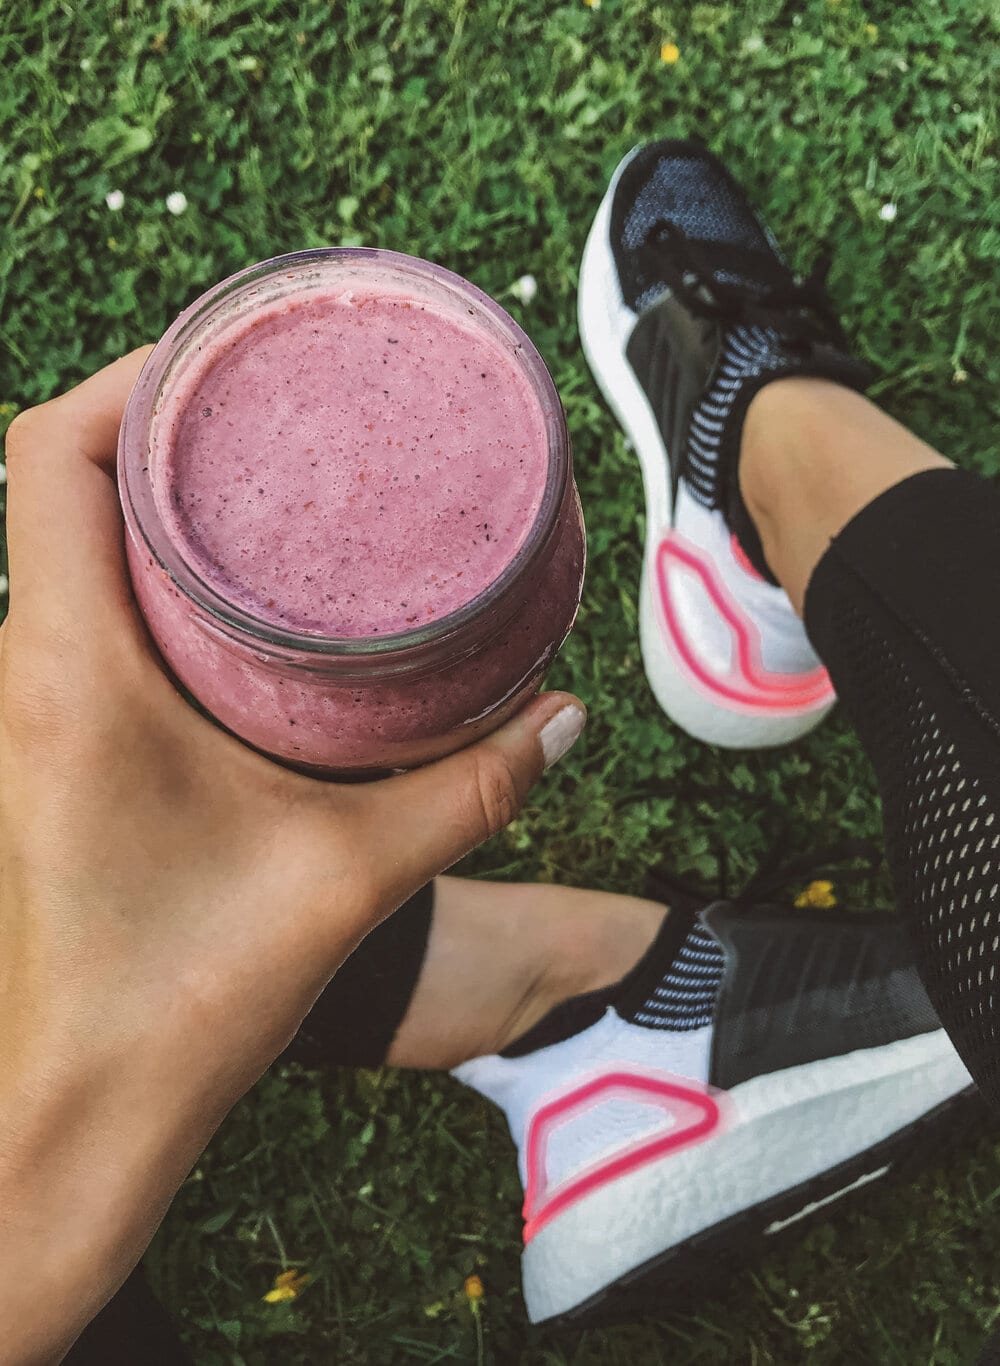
[2,0,999,1361]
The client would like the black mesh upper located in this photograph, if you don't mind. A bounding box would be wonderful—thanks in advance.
[805,468,1000,1105]
[610,140,779,312]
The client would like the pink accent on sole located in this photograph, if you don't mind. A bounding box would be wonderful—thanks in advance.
[655,533,835,713]
[522,1071,724,1245]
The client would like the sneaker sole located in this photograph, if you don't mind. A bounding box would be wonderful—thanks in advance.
[577,171,833,748]
[523,1028,977,1325]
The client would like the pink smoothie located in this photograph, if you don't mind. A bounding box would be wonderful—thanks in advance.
[158,289,550,637]
[125,258,585,772]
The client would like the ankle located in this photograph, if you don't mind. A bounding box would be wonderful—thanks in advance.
[497,894,667,1053]
[737,377,816,548]
[738,377,953,614]
[563,895,667,999]
[737,377,860,612]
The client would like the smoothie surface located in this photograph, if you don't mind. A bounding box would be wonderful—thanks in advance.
[156,286,549,636]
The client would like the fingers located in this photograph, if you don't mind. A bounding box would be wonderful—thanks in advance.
[4,348,153,628]
[352,693,587,912]
[15,348,154,473]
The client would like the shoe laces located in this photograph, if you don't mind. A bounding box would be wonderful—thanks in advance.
[637,219,849,352]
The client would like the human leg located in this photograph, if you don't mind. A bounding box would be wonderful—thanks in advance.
[739,377,951,612]
[286,878,667,1072]
[727,350,1000,1106]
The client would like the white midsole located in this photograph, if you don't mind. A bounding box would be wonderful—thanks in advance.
[577,178,833,748]
[523,1028,971,1323]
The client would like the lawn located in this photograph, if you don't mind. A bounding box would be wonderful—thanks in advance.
[2,0,999,1361]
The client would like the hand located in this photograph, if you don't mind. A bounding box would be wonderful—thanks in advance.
[0,350,585,1363]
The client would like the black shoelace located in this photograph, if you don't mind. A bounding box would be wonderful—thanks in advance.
[637,219,848,352]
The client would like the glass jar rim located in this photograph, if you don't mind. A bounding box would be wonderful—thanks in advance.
[118,247,571,664]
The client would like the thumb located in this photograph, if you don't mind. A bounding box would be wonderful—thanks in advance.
[355,693,586,911]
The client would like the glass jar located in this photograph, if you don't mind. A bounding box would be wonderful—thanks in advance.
[118,248,585,775]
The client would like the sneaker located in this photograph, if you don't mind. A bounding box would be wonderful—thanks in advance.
[453,899,976,1327]
[577,140,874,748]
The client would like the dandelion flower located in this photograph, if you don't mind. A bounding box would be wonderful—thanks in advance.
[105,190,125,212]
[511,274,538,304]
[582,0,600,9]
[795,880,837,909]
[879,202,898,222]
[464,1274,485,1302]
[262,1268,310,1304]
[165,191,188,216]
[660,42,680,64]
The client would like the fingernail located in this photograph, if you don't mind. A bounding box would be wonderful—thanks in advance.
[539,704,586,770]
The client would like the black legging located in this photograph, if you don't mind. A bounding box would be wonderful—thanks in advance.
[69,468,1000,1363]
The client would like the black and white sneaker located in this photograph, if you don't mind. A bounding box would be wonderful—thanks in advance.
[578,140,874,748]
[453,897,975,1327]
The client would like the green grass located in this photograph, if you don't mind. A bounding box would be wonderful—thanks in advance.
[3,0,1000,1361]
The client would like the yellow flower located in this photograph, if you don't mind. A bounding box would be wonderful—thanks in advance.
[582,0,600,8]
[660,42,680,64]
[864,22,878,39]
[262,1268,310,1303]
[464,1274,485,1302]
[34,186,45,200]
[795,880,837,909]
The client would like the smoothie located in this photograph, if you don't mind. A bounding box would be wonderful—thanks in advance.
[121,249,585,773]
[159,288,549,636]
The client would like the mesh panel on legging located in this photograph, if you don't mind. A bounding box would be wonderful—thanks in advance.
[805,468,1000,1105]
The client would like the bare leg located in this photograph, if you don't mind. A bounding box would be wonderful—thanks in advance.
[739,378,952,614]
[386,878,666,1069]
